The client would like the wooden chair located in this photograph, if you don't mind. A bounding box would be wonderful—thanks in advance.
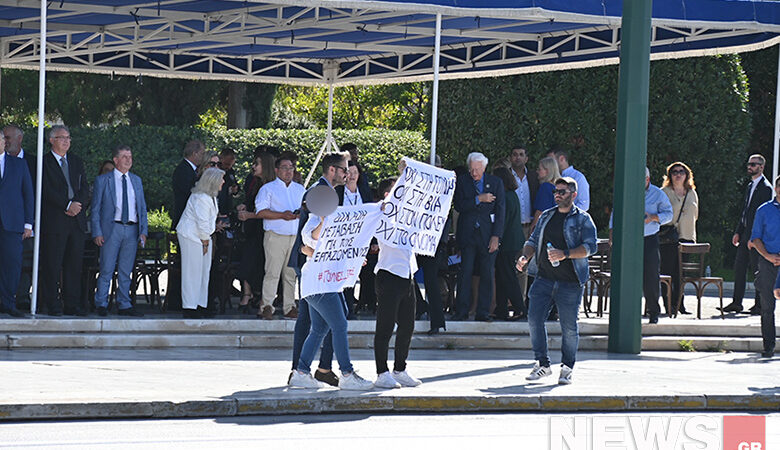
[132,231,167,308]
[678,243,724,319]
[659,275,673,316]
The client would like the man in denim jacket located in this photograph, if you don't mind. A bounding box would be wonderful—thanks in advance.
[516,177,597,385]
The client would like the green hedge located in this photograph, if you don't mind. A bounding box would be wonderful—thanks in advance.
[20,127,429,211]
[437,56,752,270]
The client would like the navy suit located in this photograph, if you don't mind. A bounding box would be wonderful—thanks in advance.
[172,159,198,229]
[454,173,506,320]
[0,154,34,312]
[91,171,149,310]
[40,151,90,314]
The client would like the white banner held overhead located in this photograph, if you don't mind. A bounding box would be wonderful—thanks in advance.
[300,203,382,298]
[375,157,456,256]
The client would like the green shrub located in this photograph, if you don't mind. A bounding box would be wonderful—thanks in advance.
[147,207,172,233]
[21,126,429,212]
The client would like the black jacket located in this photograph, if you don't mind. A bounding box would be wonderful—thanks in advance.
[171,159,198,229]
[735,175,773,237]
[454,173,506,248]
[41,151,89,233]
[288,177,330,272]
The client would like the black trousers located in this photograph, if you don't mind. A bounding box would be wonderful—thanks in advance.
[40,219,85,314]
[494,250,526,319]
[643,234,661,318]
[733,233,761,308]
[374,269,416,374]
[754,257,777,353]
[418,253,446,329]
[356,255,377,312]
[659,239,694,313]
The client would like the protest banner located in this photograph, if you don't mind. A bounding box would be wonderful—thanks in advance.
[375,157,456,256]
[300,203,383,298]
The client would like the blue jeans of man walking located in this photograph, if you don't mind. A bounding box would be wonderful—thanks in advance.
[527,276,583,368]
[94,223,138,310]
[297,292,353,374]
[292,296,334,371]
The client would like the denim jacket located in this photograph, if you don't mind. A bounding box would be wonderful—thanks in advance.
[525,205,598,285]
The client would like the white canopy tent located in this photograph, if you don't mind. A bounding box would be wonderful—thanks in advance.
[2,0,780,319]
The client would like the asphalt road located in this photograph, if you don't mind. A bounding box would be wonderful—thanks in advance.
[1,412,778,449]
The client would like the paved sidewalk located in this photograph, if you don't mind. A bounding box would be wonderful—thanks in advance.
[0,348,777,420]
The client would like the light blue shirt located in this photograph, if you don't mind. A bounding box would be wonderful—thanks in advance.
[512,167,533,224]
[562,166,590,211]
[609,183,673,236]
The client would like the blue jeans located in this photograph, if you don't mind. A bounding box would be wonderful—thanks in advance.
[297,292,353,374]
[527,276,583,368]
[95,223,138,310]
[292,297,334,371]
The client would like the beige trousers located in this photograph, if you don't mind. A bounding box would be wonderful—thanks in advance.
[261,231,297,313]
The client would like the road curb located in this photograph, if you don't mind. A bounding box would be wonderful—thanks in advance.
[1,394,777,421]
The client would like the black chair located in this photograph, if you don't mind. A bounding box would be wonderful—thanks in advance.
[132,231,167,309]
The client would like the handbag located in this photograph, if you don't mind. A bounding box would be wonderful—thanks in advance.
[658,190,688,245]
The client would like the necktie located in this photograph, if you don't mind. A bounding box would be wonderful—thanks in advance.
[122,174,129,224]
[60,157,75,199]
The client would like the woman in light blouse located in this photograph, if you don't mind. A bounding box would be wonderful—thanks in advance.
[176,167,225,319]
[660,162,699,315]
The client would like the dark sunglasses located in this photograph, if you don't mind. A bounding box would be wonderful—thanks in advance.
[552,189,572,196]
[207,161,219,167]
[747,162,762,167]
[670,169,686,175]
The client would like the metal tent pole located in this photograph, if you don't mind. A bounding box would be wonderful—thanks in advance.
[608,0,653,354]
[304,64,338,187]
[429,13,442,165]
[31,0,48,316]
[773,43,780,183]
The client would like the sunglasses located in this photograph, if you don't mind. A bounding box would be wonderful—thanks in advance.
[670,169,686,175]
[552,189,572,196]
[207,161,219,167]
[747,162,762,167]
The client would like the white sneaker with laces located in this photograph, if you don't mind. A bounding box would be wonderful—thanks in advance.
[393,370,422,387]
[558,364,573,385]
[525,362,553,380]
[339,371,374,391]
[289,370,326,389]
[374,371,401,389]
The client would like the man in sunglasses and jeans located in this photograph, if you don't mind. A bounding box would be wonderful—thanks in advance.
[516,177,597,385]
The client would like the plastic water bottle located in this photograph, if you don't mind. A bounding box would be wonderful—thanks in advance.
[547,242,560,267]
[705,265,711,277]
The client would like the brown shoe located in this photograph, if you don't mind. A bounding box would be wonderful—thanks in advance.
[258,305,274,320]
[284,307,298,319]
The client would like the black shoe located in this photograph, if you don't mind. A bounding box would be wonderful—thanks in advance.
[427,327,443,336]
[719,302,743,313]
[761,350,774,358]
[183,309,201,319]
[748,305,761,316]
[118,307,144,317]
[96,306,108,317]
[64,308,88,317]
[678,308,692,315]
[199,306,215,319]
[475,316,493,322]
[649,315,659,324]
[314,370,340,387]
[3,307,27,318]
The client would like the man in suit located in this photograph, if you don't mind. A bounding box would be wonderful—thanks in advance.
[40,125,90,316]
[91,145,148,317]
[172,139,205,229]
[453,152,505,321]
[509,145,539,303]
[4,124,36,309]
[721,154,773,314]
[0,128,34,317]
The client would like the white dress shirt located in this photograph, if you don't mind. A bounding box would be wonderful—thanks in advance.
[113,169,138,223]
[255,177,305,235]
[0,152,5,179]
[511,167,533,224]
[375,241,418,278]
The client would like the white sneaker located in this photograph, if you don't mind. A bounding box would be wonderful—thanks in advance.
[558,365,573,385]
[374,371,401,389]
[393,370,422,387]
[525,362,553,380]
[289,370,326,389]
[339,371,374,391]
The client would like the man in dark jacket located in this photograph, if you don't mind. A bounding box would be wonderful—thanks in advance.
[721,154,773,314]
[453,152,505,321]
[171,140,205,229]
